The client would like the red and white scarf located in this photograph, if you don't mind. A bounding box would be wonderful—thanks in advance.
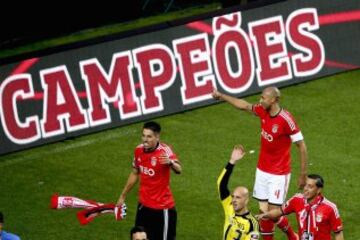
[50,193,126,225]
[299,194,323,236]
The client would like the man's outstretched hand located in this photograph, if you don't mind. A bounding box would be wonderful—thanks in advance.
[229,145,245,164]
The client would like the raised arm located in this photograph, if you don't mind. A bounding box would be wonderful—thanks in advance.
[116,168,139,206]
[217,145,246,200]
[217,163,233,200]
[212,89,253,113]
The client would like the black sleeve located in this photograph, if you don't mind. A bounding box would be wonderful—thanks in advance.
[218,162,234,200]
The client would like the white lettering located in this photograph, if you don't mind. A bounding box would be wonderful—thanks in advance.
[261,129,274,142]
[139,165,155,176]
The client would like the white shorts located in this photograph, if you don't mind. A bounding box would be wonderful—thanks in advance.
[252,168,291,205]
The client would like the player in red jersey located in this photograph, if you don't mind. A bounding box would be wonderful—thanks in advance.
[257,174,344,240]
[117,121,182,240]
[213,87,308,240]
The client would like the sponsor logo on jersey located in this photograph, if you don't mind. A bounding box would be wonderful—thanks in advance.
[261,129,273,142]
[232,219,245,230]
[139,165,155,176]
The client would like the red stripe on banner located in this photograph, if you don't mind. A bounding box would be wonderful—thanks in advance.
[16,90,127,110]
[10,58,40,76]
[324,60,359,70]
[319,10,360,26]
[17,91,88,101]
[287,53,359,70]
[186,21,213,34]
[77,91,87,98]
[33,93,44,100]
[16,92,43,100]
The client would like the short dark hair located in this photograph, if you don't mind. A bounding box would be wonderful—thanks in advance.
[143,121,161,134]
[130,226,147,240]
[0,211,3,223]
[307,174,324,188]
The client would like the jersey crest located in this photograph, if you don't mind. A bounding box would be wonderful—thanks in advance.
[150,156,157,166]
[316,214,323,222]
[272,124,279,133]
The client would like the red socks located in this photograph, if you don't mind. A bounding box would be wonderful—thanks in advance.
[260,218,275,240]
[276,216,298,240]
[260,217,298,240]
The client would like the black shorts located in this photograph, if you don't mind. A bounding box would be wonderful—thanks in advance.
[135,203,177,240]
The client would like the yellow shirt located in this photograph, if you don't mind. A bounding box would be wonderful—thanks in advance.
[217,164,260,240]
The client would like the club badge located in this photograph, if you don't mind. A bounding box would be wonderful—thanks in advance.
[151,157,157,166]
[316,214,323,222]
[272,124,279,133]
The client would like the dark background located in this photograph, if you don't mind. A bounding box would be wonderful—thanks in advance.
[0,0,267,51]
[0,0,219,49]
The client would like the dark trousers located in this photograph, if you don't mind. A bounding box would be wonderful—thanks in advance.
[135,203,177,240]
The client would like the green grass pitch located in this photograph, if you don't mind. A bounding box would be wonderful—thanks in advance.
[0,69,359,239]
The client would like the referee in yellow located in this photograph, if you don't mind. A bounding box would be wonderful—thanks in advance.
[217,145,260,240]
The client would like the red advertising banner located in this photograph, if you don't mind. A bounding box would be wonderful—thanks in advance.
[0,0,359,154]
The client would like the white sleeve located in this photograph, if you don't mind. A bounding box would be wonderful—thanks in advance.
[290,131,304,143]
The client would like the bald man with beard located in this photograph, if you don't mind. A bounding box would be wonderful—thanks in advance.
[213,87,308,240]
[217,145,260,240]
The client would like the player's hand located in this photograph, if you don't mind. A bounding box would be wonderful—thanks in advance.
[229,145,245,164]
[255,213,267,220]
[297,174,306,190]
[212,89,222,100]
[115,203,127,221]
[116,195,126,208]
[158,153,173,165]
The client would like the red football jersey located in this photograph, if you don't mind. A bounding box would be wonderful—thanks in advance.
[133,142,178,209]
[282,194,343,240]
[252,104,303,174]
